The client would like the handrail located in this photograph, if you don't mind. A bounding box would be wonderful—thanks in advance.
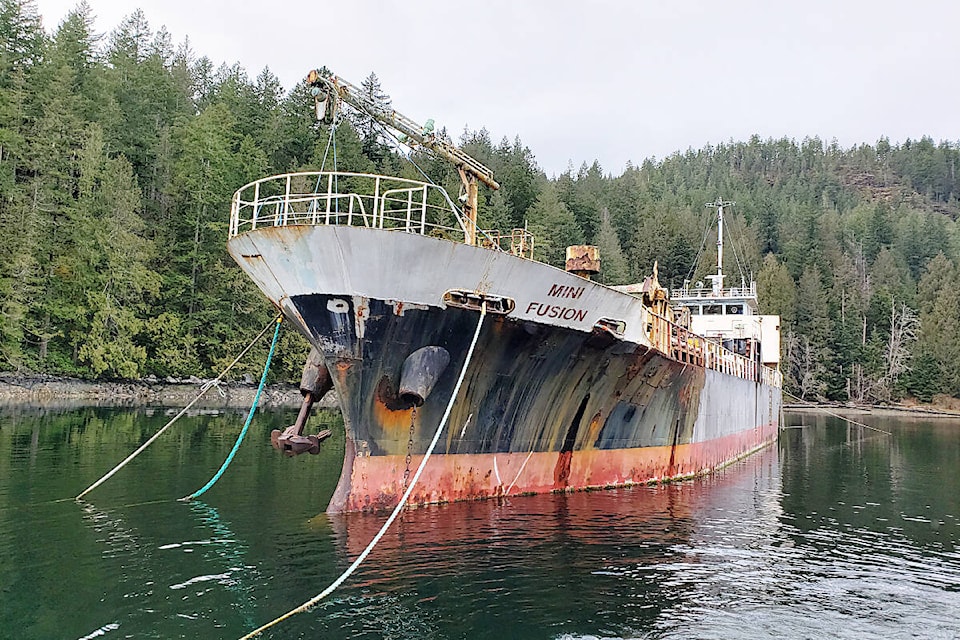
[230,171,469,240]
[672,283,758,300]
[645,307,780,387]
[231,171,524,256]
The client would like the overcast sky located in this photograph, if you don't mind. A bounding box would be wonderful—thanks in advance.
[33,0,960,177]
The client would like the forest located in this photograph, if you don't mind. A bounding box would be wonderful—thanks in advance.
[2,1,960,403]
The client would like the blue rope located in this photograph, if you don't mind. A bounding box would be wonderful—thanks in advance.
[181,316,283,501]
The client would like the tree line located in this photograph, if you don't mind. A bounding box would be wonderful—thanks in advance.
[2,2,960,403]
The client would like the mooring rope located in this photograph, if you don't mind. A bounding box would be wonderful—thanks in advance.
[75,315,282,502]
[783,391,892,436]
[181,316,283,501]
[238,302,488,640]
[504,449,535,496]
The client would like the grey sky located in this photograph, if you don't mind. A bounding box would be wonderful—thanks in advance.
[34,0,960,177]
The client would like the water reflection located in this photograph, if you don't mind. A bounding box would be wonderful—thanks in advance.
[179,501,261,629]
[294,452,778,640]
[1,407,959,639]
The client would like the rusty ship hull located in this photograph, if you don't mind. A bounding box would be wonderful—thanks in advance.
[228,223,781,513]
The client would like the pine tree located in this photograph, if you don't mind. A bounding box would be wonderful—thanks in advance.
[20,8,97,369]
[789,266,831,398]
[352,72,391,162]
[595,208,629,285]
[492,136,541,225]
[477,189,513,235]
[0,0,45,367]
[913,253,960,396]
[756,253,796,323]
[525,183,582,268]
[74,125,160,377]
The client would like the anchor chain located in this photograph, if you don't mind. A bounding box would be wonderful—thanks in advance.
[403,406,417,489]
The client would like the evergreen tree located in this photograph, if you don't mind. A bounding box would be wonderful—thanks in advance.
[789,265,831,398]
[21,13,93,368]
[595,208,629,285]
[0,0,44,368]
[492,136,541,225]
[73,125,159,377]
[756,253,796,323]
[165,102,248,372]
[352,72,391,162]
[525,183,582,268]
[477,189,513,235]
[913,253,960,396]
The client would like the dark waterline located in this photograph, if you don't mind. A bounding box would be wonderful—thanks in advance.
[0,407,958,639]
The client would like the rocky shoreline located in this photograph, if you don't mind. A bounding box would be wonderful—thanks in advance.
[2,373,957,419]
[0,373,340,411]
[783,401,960,418]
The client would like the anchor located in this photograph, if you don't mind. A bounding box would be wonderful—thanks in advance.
[271,347,334,456]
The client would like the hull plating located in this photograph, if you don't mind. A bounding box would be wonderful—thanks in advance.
[331,427,777,512]
[288,294,780,513]
[227,227,782,513]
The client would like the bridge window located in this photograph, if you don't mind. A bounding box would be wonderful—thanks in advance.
[726,304,743,315]
[704,304,722,315]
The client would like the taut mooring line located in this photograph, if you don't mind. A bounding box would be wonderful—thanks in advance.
[181,316,282,501]
[238,302,488,640]
[783,391,892,436]
[75,314,282,502]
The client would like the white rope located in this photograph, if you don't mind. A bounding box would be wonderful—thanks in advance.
[75,316,280,501]
[505,450,535,496]
[239,302,488,639]
[783,391,892,436]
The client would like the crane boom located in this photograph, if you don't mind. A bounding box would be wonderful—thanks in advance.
[306,69,498,246]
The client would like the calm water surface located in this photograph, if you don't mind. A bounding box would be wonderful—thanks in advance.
[0,407,958,639]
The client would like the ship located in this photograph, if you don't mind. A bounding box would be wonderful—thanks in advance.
[225,70,782,513]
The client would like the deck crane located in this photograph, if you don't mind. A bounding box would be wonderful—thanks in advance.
[305,68,500,247]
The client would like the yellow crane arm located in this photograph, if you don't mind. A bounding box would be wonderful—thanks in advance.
[306,68,498,245]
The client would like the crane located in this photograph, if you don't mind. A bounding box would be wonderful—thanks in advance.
[305,68,500,247]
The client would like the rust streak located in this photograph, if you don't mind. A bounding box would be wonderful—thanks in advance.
[554,450,573,488]
[372,375,415,431]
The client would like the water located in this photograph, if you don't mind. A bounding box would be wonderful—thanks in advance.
[0,407,958,639]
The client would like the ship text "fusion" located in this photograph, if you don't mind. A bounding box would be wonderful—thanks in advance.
[524,302,588,322]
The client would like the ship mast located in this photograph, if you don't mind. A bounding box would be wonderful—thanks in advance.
[305,69,499,246]
[705,197,735,295]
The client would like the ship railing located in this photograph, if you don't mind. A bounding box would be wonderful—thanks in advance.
[479,228,535,259]
[230,171,476,241]
[648,308,779,386]
[672,282,758,300]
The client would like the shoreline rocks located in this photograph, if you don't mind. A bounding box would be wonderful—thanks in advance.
[0,372,339,410]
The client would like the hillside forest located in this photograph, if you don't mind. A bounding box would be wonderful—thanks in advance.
[2,2,960,403]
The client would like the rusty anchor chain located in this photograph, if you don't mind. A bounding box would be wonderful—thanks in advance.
[403,406,417,489]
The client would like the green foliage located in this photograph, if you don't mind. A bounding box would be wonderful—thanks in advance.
[757,253,796,323]
[595,208,629,285]
[2,4,959,406]
[629,202,697,289]
[526,183,583,268]
[913,253,960,396]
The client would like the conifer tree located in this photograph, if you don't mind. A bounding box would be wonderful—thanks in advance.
[526,183,582,268]
[0,0,44,367]
[595,208,629,285]
[74,125,159,377]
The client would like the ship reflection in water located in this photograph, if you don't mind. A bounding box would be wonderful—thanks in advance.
[2,408,959,639]
[308,446,784,639]
[301,413,960,640]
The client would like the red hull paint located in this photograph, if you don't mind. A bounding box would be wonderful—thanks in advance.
[334,422,779,512]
